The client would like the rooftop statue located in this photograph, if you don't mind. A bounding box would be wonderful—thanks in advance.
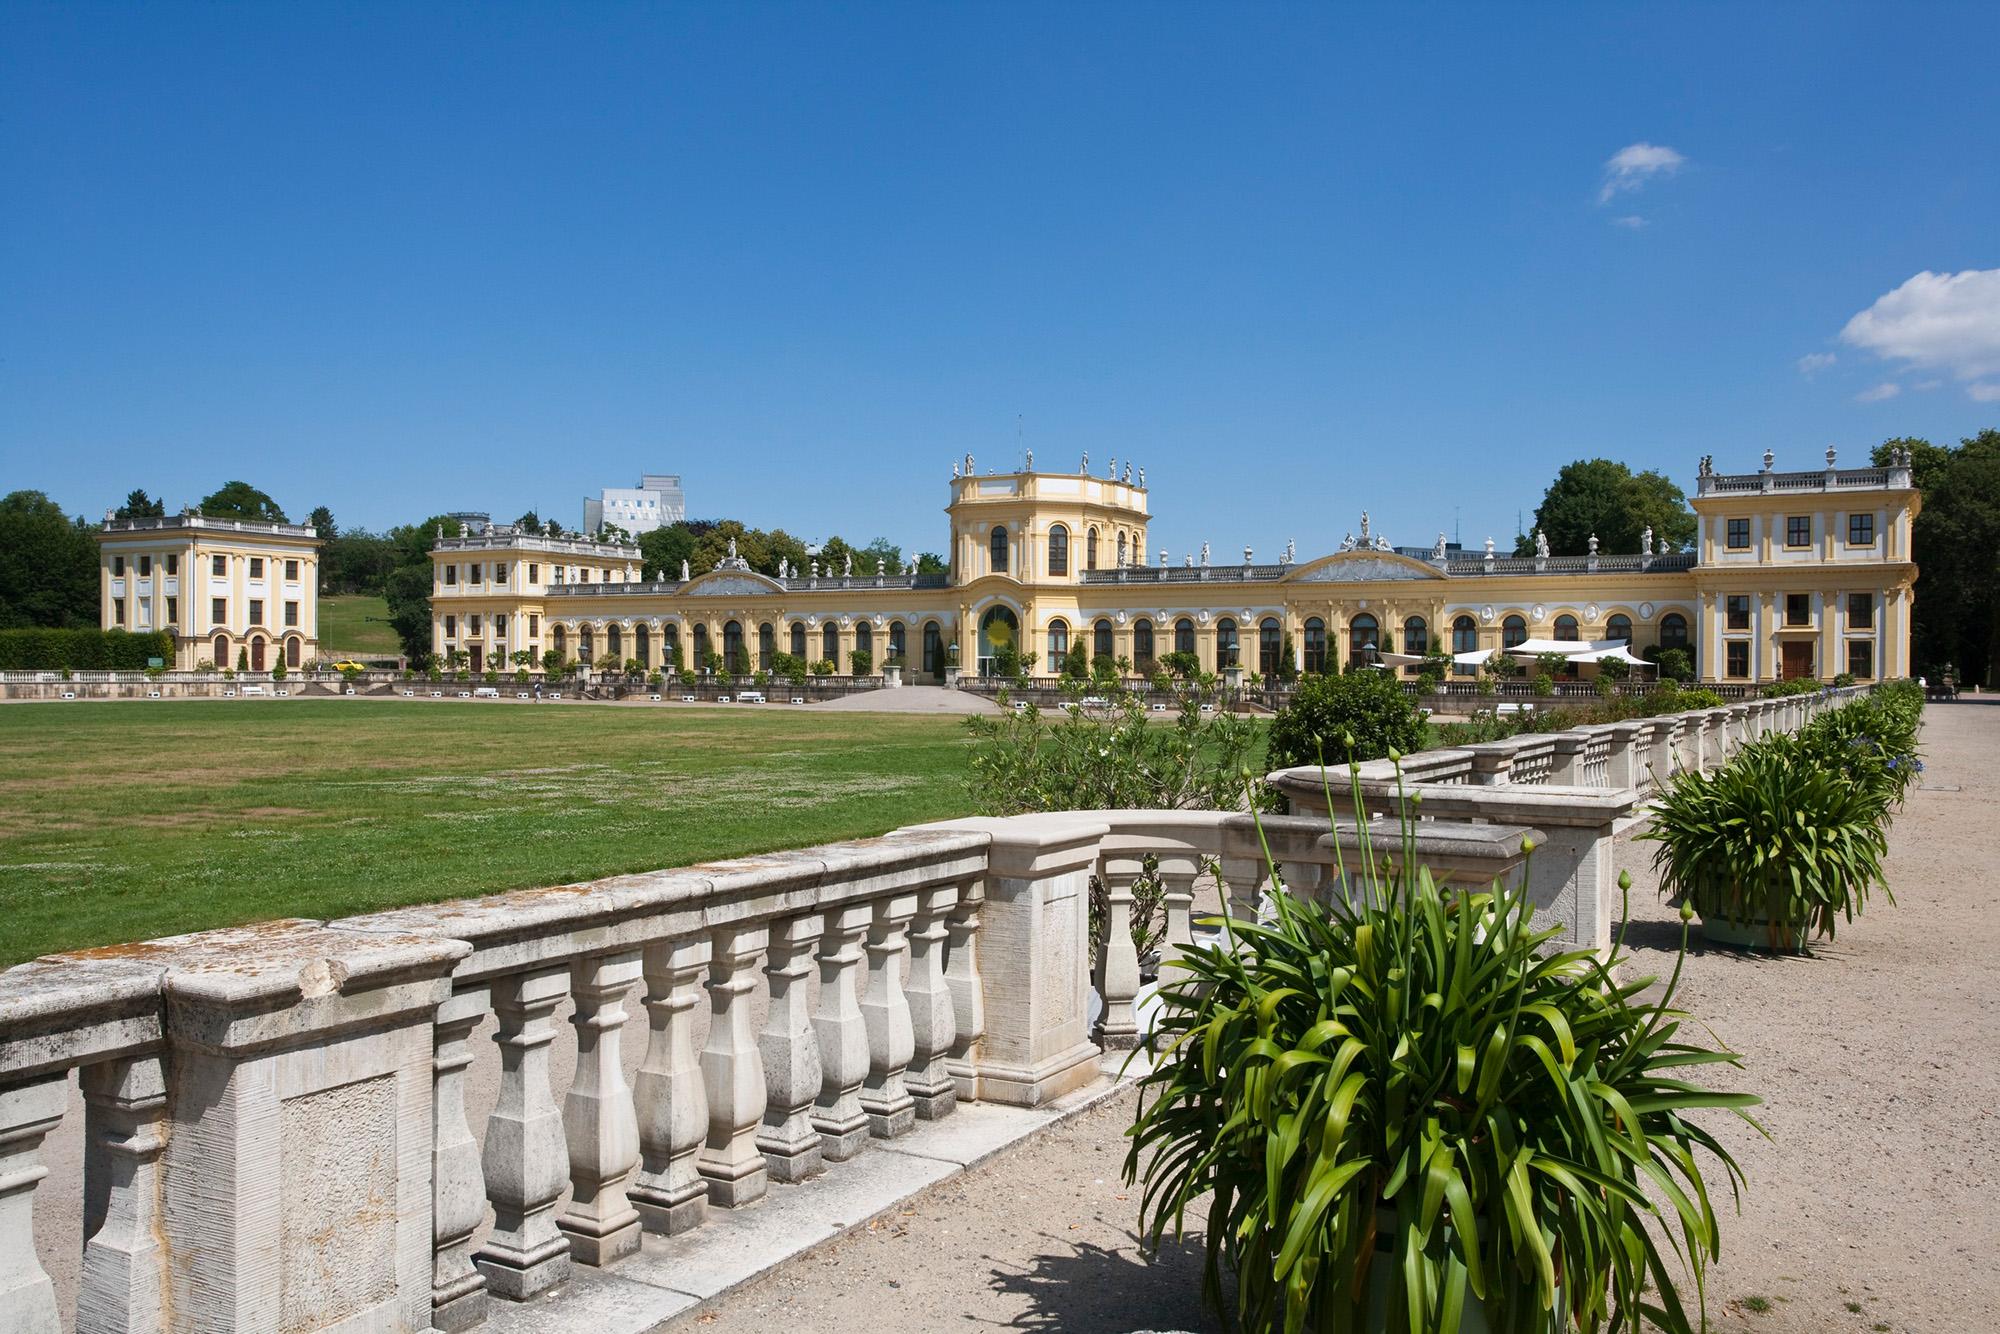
[1535,530,1550,560]
[680,559,689,581]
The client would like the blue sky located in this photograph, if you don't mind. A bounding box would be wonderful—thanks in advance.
[4,2,1998,560]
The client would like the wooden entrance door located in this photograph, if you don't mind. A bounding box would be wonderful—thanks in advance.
[1780,641,1813,681]
[470,644,484,674]
[251,636,266,672]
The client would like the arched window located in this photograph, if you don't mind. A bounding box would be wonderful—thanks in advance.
[607,624,623,661]
[662,623,679,666]
[989,525,1009,574]
[1174,617,1195,656]
[1503,615,1528,648]
[1607,614,1633,644]
[979,605,1019,676]
[552,625,567,662]
[854,622,872,666]
[1086,528,1099,570]
[285,636,301,668]
[1093,619,1114,662]
[689,624,705,667]
[1349,613,1379,665]
[888,622,906,663]
[1452,615,1477,675]
[723,620,744,673]
[1133,620,1155,673]
[1116,532,1128,567]
[1303,618,1327,674]
[1047,618,1069,664]
[1259,618,1282,676]
[822,622,839,664]
[1216,618,1239,669]
[1403,616,1429,656]
[790,623,807,659]
[1554,614,1579,642]
[1048,524,1069,577]
[635,624,651,667]
[579,627,595,664]
[922,621,943,676]
[213,633,229,666]
[1660,613,1690,651]
[760,623,775,670]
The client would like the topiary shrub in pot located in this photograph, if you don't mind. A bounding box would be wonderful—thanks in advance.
[1128,791,1757,1334]
[1641,731,1891,952]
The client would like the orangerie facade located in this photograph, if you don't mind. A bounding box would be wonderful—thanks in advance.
[428,449,1918,688]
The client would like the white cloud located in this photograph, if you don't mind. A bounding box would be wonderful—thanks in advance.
[1855,382,1902,403]
[1611,215,1647,229]
[1796,352,1836,378]
[1914,379,1943,391]
[1839,270,2000,391]
[1599,143,1686,204]
[1969,383,2000,403]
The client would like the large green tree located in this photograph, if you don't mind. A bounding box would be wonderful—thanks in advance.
[0,491,99,629]
[115,489,165,520]
[1876,429,2000,686]
[381,515,464,661]
[307,506,337,543]
[199,481,288,523]
[1514,459,1697,557]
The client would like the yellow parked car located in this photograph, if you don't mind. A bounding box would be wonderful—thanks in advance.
[331,660,368,672]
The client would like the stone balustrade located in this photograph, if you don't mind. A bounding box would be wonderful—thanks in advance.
[0,686,1864,1334]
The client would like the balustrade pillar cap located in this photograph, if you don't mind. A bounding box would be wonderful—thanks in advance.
[0,954,168,1082]
[902,814,1109,878]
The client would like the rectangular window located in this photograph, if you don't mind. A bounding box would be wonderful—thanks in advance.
[445,614,456,638]
[528,563,539,584]
[1726,595,1750,630]
[165,554,178,576]
[1726,641,1750,678]
[166,596,177,625]
[138,555,151,577]
[495,562,508,583]
[1848,593,1874,629]
[1785,516,1811,547]
[112,555,125,576]
[444,564,457,586]
[1785,593,1810,627]
[1847,640,1874,680]
[529,613,539,637]
[250,557,264,578]
[212,597,227,624]
[1725,518,1750,549]
[113,596,125,623]
[580,569,590,583]
[284,601,298,628]
[285,559,299,581]
[248,599,263,625]
[470,565,481,584]
[212,555,226,576]
[469,615,481,635]
[1848,513,1876,545]
[494,614,506,635]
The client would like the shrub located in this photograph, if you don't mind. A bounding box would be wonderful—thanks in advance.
[849,648,873,676]
[1642,730,1891,950]
[483,669,499,684]
[811,658,836,677]
[1159,650,1200,679]
[1530,672,1554,696]
[0,628,176,671]
[1677,686,1725,709]
[993,644,1022,679]
[678,667,698,688]
[342,665,364,688]
[1129,805,1756,1333]
[1655,646,1695,682]
[271,656,287,681]
[1264,667,1424,770]
[1832,670,1856,687]
[648,671,664,689]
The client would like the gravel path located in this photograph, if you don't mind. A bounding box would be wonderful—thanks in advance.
[664,699,2000,1334]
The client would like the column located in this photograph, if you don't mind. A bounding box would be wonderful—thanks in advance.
[558,951,643,1266]
[630,938,710,1235]
[860,894,918,1139]
[79,1055,168,1334]
[757,914,826,1182]
[942,882,987,1102]
[476,967,573,1301]
[904,886,960,1120]
[697,924,769,1207]
[429,989,490,1330]
[0,1075,68,1334]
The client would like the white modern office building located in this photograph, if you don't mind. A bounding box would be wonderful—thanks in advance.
[584,474,686,535]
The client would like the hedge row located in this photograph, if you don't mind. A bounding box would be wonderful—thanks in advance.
[0,628,176,670]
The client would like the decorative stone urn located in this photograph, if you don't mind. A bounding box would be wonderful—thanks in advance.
[883,664,903,688]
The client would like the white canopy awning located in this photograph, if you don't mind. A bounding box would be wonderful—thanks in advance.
[1451,648,1495,666]
[1568,644,1655,667]
[1505,637,1634,658]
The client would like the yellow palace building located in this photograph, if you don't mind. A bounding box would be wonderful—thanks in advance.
[429,447,1918,688]
[97,512,323,671]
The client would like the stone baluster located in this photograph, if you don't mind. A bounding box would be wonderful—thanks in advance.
[698,924,769,1207]
[430,988,490,1330]
[1156,858,1200,963]
[475,967,573,1301]
[942,882,987,1101]
[630,938,710,1235]
[811,904,873,1160]
[559,951,643,1265]
[1549,732,1589,784]
[757,914,826,1181]
[1604,721,1644,789]
[905,886,960,1119]
[860,894,919,1138]
[1092,868,1142,1051]
[78,1055,168,1334]
[0,1076,65,1333]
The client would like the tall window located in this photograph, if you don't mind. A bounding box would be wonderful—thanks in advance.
[1784,595,1810,627]
[1215,618,1239,668]
[1727,641,1750,678]
[662,624,679,666]
[1726,596,1750,630]
[1259,618,1281,676]
[1725,519,1750,550]
[854,622,872,663]
[1553,614,1578,641]
[137,555,150,576]
[1502,615,1527,648]
[284,601,299,628]
[888,622,905,663]
[989,525,1009,574]
[1349,613,1379,665]
[1847,640,1874,680]
[1660,612,1691,648]
[1785,515,1812,547]
[580,626,595,664]
[1452,615,1477,655]
[724,621,745,673]
[113,555,125,576]
[1847,593,1874,629]
[791,623,807,659]
[692,624,709,665]
[1304,618,1328,674]
[922,621,942,676]
[285,560,299,582]
[1403,616,1428,656]
[1047,619,1069,663]
[1174,618,1195,656]
[761,623,777,670]
[211,555,227,576]
[166,596,177,625]
[248,599,263,625]
[444,564,457,586]
[1093,619,1114,662]
[636,624,650,667]
[249,558,264,579]
[1848,513,1876,545]
[286,636,301,668]
[211,597,227,625]
[1086,529,1099,570]
[444,614,456,638]
[165,555,178,576]
[822,622,839,663]
[1047,525,1069,577]
[1133,620,1155,673]
[213,633,228,664]
[606,624,622,661]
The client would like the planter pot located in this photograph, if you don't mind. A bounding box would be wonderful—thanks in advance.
[1694,903,1811,953]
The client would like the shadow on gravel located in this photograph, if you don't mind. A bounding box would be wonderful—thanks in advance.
[983,1232,1223,1331]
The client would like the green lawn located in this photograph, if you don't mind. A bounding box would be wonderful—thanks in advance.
[0,701,977,964]
[317,593,401,656]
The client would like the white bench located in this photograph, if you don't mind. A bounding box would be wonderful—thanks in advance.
[737,691,766,704]
[242,685,265,696]
[473,687,499,698]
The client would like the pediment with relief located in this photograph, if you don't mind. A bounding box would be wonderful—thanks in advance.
[680,571,784,596]
[1285,552,1445,584]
